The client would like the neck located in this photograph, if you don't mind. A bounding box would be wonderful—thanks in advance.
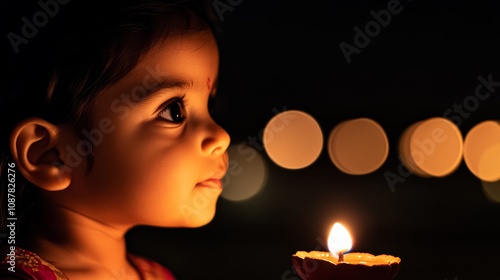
[25,200,140,279]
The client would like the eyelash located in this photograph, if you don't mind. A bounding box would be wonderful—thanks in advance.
[157,95,187,124]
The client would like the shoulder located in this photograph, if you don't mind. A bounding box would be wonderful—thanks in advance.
[128,252,176,280]
[0,246,69,280]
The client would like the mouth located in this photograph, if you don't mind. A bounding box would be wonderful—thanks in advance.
[197,161,228,190]
[196,178,223,189]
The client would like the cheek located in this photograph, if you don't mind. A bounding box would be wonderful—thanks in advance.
[86,130,197,203]
[91,139,189,190]
[78,117,219,226]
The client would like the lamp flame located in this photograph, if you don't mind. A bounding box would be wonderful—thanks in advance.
[327,222,352,259]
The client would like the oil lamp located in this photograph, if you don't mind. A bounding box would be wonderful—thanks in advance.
[292,223,401,280]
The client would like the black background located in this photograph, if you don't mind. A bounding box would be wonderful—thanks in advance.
[3,0,500,279]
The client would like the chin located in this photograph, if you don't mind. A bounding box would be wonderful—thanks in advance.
[188,210,217,228]
[177,203,218,228]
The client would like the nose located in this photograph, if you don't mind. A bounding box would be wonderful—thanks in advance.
[201,119,231,156]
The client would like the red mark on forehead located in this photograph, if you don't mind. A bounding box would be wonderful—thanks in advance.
[207,77,211,91]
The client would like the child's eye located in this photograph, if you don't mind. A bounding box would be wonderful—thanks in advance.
[158,98,186,124]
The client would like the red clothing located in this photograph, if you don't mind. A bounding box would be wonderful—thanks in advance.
[0,246,176,279]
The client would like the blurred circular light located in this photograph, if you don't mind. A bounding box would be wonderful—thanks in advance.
[463,120,500,182]
[482,180,500,203]
[398,117,463,177]
[221,143,268,202]
[328,118,388,175]
[263,110,323,169]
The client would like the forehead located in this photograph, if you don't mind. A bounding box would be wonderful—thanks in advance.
[135,28,219,85]
[146,28,219,64]
[93,28,220,109]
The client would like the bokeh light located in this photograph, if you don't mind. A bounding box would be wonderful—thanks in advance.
[221,143,268,202]
[263,110,323,169]
[398,117,463,177]
[328,118,388,175]
[463,120,500,182]
[482,180,500,203]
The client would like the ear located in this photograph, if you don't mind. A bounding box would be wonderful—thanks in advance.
[10,118,71,191]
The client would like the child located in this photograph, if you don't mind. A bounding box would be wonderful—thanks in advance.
[0,0,230,279]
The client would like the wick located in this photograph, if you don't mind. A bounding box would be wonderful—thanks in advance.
[338,252,344,262]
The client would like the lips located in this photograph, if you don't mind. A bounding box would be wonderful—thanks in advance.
[197,161,228,190]
[196,178,222,189]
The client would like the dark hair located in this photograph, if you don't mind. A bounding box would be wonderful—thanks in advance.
[0,0,222,244]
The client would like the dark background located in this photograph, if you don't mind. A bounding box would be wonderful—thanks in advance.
[4,0,500,279]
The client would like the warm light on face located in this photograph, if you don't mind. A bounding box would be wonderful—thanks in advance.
[327,223,352,259]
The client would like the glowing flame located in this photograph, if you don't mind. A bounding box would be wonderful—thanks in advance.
[327,222,353,259]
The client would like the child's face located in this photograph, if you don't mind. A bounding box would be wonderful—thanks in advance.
[58,27,230,229]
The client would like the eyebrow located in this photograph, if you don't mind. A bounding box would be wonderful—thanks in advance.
[137,78,192,103]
